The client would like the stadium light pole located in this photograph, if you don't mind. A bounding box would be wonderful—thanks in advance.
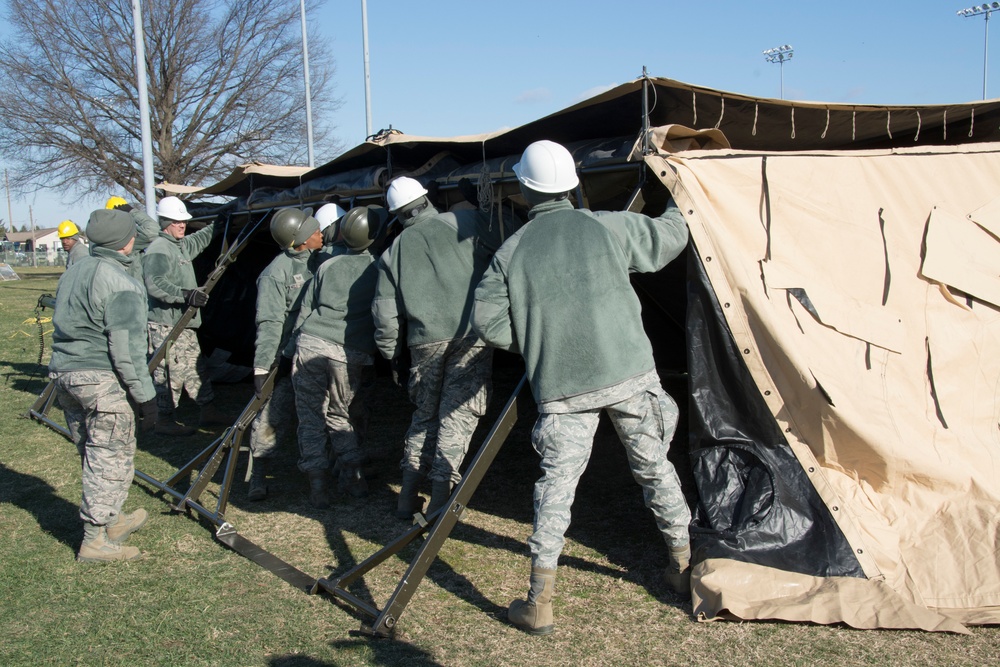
[131,0,157,219]
[957,3,1000,100]
[362,0,372,139]
[300,0,315,168]
[763,44,794,99]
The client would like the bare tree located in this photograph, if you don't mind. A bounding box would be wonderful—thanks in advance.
[0,0,341,201]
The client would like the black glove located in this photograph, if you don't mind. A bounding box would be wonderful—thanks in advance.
[181,288,209,308]
[137,399,158,434]
[276,355,293,380]
[114,202,134,212]
[390,357,409,389]
[253,372,269,399]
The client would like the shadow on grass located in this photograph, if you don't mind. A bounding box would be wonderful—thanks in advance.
[269,639,444,667]
[0,460,79,549]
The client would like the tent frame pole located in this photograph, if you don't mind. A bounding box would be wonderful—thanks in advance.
[312,375,529,637]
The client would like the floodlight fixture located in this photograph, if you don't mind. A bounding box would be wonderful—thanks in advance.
[957,3,998,99]
[763,44,794,99]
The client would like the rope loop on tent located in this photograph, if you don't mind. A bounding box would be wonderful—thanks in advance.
[943,109,948,140]
[914,111,921,142]
[969,108,975,138]
[715,96,725,129]
[692,90,698,125]
[852,110,857,141]
[821,108,830,139]
[790,106,796,140]
[886,109,893,140]
[752,102,758,136]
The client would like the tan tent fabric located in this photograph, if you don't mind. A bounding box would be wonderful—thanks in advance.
[650,139,1000,630]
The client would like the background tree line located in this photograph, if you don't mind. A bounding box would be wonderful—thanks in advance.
[0,0,341,204]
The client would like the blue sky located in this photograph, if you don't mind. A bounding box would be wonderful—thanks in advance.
[3,0,997,229]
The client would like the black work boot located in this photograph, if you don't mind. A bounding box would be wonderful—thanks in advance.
[337,461,369,498]
[247,458,268,501]
[307,470,330,509]
[395,470,425,520]
[426,479,454,516]
[508,567,556,635]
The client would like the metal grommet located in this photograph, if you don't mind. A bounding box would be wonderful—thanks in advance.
[857,549,864,555]
[724,302,730,308]
[808,467,814,473]
[705,256,712,262]
[785,427,792,433]
[743,348,750,354]
[764,390,771,396]
[661,171,667,176]
[688,209,694,215]
[832,506,839,511]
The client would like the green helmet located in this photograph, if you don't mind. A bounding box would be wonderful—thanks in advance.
[270,207,318,248]
[340,205,388,251]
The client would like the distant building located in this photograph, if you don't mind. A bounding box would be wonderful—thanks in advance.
[3,227,61,263]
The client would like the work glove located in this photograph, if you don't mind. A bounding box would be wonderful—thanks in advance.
[137,399,158,434]
[181,288,209,308]
[253,372,270,399]
[276,355,293,381]
[114,202,134,213]
[390,357,409,390]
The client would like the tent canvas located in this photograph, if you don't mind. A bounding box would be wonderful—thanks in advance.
[165,76,1000,632]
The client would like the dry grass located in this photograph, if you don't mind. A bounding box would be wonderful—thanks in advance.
[1,275,997,666]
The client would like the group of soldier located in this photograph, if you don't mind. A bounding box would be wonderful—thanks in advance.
[47,139,694,635]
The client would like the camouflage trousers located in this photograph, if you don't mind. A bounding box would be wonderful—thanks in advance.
[528,383,691,570]
[403,337,492,484]
[147,323,214,414]
[248,374,295,459]
[293,344,375,473]
[50,370,136,527]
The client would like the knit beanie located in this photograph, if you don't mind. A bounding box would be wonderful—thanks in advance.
[86,209,136,251]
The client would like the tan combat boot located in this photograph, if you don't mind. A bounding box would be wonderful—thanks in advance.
[508,567,556,635]
[106,509,148,544]
[77,525,141,563]
[665,543,692,598]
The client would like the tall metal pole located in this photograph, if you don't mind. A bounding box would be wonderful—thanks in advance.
[29,205,36,267]
[4,170,12,233]
[300,0,315,168]
[362,0,372,138]
[763,45,794,100]
[957,4,998,100]
[131,0,157,219]
[984,10,991,99]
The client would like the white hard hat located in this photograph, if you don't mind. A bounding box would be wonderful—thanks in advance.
[157,195,192,221]
[386,177,428,213]
[512,140,579,194]
[315,203,347,231]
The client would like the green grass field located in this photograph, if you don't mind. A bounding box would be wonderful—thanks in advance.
[0,267,996,666]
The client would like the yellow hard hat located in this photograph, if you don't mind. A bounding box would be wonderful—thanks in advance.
[57,220,80,238]
[105,196,128,210]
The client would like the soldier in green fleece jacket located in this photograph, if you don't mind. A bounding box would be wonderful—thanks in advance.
[49,209,157,563]
[246,207,326,503]
[373,177,511,520]
[472,140,693,635]
[142,195,223,435]
[291,205,387,505]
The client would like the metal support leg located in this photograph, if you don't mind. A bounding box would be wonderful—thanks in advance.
[312,374,529,637]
